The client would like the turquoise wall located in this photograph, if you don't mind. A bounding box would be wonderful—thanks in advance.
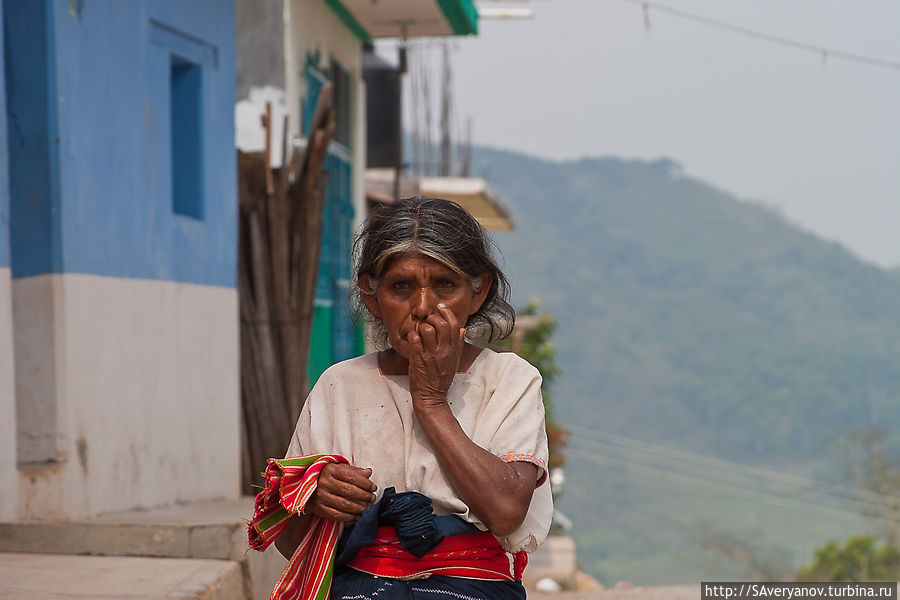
[305,63,357,385]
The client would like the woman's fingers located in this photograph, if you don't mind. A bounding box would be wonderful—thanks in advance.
[320,464,377,498]
[423,304,459,353]
[425,310,452,350]
[407,306,467,400]
[407,327,425,355]
[418,321,438,351]
[309,488,369,522]
[309,464,377,522]
[327,463,376,487]
[436,303,460,337]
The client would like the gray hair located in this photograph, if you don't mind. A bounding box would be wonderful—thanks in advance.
[352,196,515,347]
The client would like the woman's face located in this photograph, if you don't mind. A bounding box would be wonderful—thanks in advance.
[360,253,491,359]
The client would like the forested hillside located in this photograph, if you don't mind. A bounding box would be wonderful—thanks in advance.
[473,146,900,464]
[469,146,900,583]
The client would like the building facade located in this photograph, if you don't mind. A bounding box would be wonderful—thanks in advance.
[1,0,239,519]
[0,3,15,521]
[283,0,478,383]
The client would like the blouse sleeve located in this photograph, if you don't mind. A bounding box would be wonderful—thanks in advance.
[486,357,550,487]
[483,354,554,553]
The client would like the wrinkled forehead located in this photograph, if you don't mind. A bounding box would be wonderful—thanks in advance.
[374,248,465,279]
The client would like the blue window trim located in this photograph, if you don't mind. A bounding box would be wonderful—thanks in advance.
[151,20,216,222]
[170,58,204,220]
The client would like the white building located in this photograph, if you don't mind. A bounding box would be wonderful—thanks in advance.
[1,0,239,521]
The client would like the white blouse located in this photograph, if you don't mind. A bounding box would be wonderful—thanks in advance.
[286,348,553,553]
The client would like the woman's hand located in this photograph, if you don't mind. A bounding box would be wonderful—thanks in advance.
[306,463,377,523]
[405,305,538,537]
[274,464,376,559]
[407,303,465,410]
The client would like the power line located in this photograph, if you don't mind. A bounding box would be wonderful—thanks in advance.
[567,448,872,524]
[566,424,900,510]
[566,445,900,529]
[623,0,900,73]
[567,424,895,507]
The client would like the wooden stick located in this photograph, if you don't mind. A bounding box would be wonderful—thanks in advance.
[263,102,274,196]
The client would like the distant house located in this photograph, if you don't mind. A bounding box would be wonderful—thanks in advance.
[0,0,238,519]
[365,169,513,232]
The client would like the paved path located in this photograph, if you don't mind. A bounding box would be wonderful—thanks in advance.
[530,586,700,600]
[0,550,700,600]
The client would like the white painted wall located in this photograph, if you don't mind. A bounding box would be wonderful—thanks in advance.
[14,274,239,519]
[0,268,17,520]
[13,275,67,465]
[235,86,289,167]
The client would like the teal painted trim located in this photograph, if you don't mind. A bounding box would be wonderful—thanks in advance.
[352,322,366,357]
[322,0,370,41]
[307,304,333,387]
[437,0,478,36]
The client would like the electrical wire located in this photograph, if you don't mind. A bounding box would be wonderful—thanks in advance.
[624,0,900,72]
[566,424,900,514]
[567,447,874,523]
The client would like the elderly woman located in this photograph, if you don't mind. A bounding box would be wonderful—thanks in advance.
[274,197,552,600]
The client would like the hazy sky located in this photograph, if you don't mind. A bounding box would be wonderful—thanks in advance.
[415,0,900,268]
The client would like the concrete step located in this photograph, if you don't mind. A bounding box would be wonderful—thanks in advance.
[0,553,244,600]
[0,497,287,600]
[0,497,255,560]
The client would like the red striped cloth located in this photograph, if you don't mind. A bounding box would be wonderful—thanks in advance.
[248,454,349,600]
[347,525,529,582]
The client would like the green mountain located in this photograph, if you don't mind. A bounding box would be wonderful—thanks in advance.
[469,145,900,583]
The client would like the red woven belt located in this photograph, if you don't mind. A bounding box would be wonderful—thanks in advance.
[347,525,528,581]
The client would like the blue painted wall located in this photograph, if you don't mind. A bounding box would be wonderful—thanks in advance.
[4,0,60,275]
[0,3,9,270]
[4,0,236,287]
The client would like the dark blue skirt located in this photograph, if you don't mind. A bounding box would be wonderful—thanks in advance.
[329,566,528,600]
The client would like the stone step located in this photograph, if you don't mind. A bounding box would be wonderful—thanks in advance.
[0,497,287,600]
[0,553,244,600]
[0,497,255,560]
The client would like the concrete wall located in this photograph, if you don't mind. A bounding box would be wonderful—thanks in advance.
[0,272,15,520]
[4,0,239,519]
[235,0,285,100]
[523,535,578,590]
[0,2,18,521]
[16,275,238,518]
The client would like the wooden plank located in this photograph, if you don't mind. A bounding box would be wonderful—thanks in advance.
[237,84,339,493]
